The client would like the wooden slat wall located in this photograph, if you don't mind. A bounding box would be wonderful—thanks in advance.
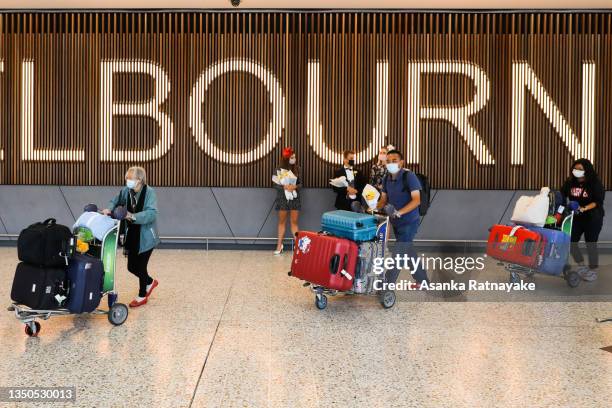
[0,12,610,189]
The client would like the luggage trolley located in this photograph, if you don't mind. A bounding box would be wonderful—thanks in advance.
[8,218,128,337]
[307,213,397,310]
[504,212,581,288]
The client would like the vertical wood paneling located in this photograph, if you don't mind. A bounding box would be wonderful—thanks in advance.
[0,11,610,189]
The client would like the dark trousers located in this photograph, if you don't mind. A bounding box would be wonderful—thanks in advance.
[570,213,603,269]
[386,220,429,284]
[127,249,154,297]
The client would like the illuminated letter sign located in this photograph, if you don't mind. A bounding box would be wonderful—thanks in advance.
[21,60,85,161]
[189,58,285,164]
[407,61,494,165]
[511,61,595,164]
[100,60,174,162]
[307,60,389,165]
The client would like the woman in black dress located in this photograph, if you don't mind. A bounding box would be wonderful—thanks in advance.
[273,147,301,255]
[561,158,606,281]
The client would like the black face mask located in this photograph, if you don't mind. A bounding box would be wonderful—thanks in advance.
[348,160,355,166]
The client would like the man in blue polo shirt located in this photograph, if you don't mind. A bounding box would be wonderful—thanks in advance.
[377,150,428,285]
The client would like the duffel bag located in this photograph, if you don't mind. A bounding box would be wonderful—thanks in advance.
[17,218,72,267]
[10,262,69,309]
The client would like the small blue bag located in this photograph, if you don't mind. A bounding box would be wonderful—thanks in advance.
[321,210,378,241]
[527,226,570,276]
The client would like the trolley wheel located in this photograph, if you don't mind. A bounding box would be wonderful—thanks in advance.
[108,303,129,326]
[565,272,581,288]
[380,290,396,309]
[315,294,328,310]
[509,272,520,284]
[24,321,41,337]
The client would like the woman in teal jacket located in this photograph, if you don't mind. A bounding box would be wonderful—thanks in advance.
[103,166,160,308]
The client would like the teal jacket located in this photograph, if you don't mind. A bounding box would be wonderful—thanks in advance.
[108,186,161,254]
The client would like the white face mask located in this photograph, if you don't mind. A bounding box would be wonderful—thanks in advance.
[126,179,138,189]
[386,163,400,174]
[572,169,585,178]
[289,158,296,165]
[378,154,387,162]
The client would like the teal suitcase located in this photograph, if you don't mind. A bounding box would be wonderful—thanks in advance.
[321,210,378,241]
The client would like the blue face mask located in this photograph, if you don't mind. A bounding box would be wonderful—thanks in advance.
[126,179,138,190]
[386,163,400,174]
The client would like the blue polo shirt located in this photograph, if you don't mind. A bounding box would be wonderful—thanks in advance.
[382,169,422,225]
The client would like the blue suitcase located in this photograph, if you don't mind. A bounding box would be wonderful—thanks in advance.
[321,210,378,241]
[66,253,104,313]
[527,226,570,276]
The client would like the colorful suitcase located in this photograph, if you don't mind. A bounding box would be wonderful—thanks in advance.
[321,210,378,241]
[526,226,570,276]
[66,253,104,314]
[290,231,358,291]
[486,224,545,268]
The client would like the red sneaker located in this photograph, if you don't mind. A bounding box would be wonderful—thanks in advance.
[146,279,159,298]
[129,297,148,308]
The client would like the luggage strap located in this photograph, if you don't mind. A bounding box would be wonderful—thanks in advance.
[509,225,523,237]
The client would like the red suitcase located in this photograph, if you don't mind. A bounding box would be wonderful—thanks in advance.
[486,224,545,268]
[290,231,358,291]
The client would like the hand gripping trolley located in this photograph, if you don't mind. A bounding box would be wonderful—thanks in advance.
[8,218,129,337]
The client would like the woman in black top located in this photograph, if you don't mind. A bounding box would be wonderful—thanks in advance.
[560,158,605,281]
[273,147,302,255]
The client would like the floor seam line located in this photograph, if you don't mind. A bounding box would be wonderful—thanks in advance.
[188,254,241,407]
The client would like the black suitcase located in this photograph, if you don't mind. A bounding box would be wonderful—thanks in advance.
[66,253,104,314]
[18,218,72,267]
[10,263,69,309]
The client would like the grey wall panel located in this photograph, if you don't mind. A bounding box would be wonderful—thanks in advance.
[155,187,233,239]
[60,186,124,219]
[211,188,277,238]
[417,190,515,241]
[257,188,337,241]
[0,186,75,234]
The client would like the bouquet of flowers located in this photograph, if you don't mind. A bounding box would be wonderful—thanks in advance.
[362,184,380,210]
[329,175,349,188]
[273,169,298,201]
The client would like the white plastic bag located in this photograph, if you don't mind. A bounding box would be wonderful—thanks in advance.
[74,212,116,241]
[510,187,550,227]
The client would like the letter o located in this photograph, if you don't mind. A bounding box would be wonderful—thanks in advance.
[189,59,285,164]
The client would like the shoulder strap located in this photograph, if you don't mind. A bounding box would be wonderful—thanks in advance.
[402,170,409,192]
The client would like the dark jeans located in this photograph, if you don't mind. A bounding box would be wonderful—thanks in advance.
[570,213,604,269]
[386,219,429,284]
[127,249,154,297]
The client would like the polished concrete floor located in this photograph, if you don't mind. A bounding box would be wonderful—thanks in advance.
[1,247,612,408]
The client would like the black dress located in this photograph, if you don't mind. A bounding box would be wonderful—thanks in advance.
[274,166,302,211]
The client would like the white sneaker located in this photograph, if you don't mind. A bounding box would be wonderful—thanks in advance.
[578,268,598,282]
[273,246,284,255]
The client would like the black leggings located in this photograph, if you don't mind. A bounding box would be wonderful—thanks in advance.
[570,214,603,270]
[127,249,154,297]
